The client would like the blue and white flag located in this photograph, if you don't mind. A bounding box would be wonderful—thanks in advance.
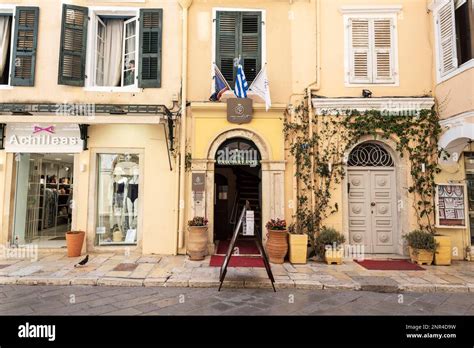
[234,64,248,98]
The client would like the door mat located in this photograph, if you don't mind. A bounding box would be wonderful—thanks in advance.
[209,255,264,268]
[216,239,260,255]
[354,259,425,271]
[49,236,66,241]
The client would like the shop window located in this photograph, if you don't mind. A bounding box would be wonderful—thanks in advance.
[96,153,139,246]
[58,5,162,89]
[215,10,262,86]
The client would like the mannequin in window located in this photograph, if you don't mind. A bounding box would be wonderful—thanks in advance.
[126,166,139,234]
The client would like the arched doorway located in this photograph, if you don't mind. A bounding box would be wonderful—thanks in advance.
[347,142,398,254]
[213,138,262,241]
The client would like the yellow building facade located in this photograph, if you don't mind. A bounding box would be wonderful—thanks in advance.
[0,0,472,260]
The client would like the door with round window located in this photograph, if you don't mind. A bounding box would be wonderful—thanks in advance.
[347,143,397,254]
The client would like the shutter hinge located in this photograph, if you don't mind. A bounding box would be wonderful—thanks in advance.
[213,18,216,22]
[261,20,265,25]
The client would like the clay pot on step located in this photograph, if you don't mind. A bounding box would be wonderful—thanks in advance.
[65,231,85,257]
[266,229,288,264]
[187,226,209,260]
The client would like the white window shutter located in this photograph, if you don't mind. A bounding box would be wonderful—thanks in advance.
[373,19,394,83]
[437,1,458,76]
[349,18,371,83]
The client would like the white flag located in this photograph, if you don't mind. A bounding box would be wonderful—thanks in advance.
[249,65,271,111]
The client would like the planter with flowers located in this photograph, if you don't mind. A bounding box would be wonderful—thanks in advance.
[265,218,288,264]
[288,224,308,264]
[315,227,345,265]
[187,217,209,261]
[404,230,438,265]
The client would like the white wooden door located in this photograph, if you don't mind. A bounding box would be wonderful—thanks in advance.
[348,169,397,253]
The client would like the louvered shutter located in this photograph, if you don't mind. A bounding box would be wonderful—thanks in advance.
[240,12,261,84]
[436,1,457,76]
[373,19,394,83]
[216,11,239,86]
[349,19,370,83]
[11,7,39,86]
[138,9,162,88]
[58,4,88,86]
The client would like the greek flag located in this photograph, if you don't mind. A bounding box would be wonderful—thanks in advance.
[234,64,248,98]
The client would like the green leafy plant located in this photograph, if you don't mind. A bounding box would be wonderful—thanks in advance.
[403,229,438,252]
[265,218,287,231]
[188,217,208,227]
[314,227,346,259]
[284,93,445,251]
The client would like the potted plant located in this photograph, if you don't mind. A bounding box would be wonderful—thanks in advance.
[187,217,209,261]
[315,227,345,265]
[65,231,85,257]
[265,218,288,264]
[434,234,452,265]
[404,230,438,265]
[288,224,308,264]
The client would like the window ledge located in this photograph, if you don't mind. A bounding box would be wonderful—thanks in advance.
[438,59,474,84]
[84,86,142,93]
[339,5,402,14]
[0,85,13,90]
[345,82,400,88]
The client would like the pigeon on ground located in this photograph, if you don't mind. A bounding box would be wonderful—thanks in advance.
[74,255,89,268]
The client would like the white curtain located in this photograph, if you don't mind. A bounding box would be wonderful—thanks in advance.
[0,16,11,77]
[103,19,123,87]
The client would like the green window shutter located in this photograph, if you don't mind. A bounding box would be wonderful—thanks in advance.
[216,11,262,87]
[216,11,239,86]
[58,4,88,86]
[138,9,162,88]
[11,7,39,86]
[240,12,261,84]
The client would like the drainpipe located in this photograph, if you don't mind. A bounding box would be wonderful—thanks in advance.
[177,0,192,251]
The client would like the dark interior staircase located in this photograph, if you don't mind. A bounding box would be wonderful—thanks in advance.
[230,167,261,235]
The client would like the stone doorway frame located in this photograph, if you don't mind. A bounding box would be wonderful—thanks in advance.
[190,129,285,254]
[342,138,408,256]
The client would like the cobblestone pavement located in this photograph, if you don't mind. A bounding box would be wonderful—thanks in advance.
[1,285,473,315]
[0,253,474,293]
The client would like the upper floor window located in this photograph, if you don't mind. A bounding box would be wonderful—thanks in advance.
[344,14,398,85]
[0,6,39,87]
[215,10,263,86]
[58,5,162,90]
[435,0,473,81]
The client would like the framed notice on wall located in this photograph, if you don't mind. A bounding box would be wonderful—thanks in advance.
[436,184,467,228]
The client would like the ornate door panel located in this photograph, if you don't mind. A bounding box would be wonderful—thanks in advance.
[348,171,373,252]
[348,169,397,254]
[370,171,396,253]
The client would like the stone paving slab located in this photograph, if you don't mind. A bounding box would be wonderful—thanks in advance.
[0,252,473,293]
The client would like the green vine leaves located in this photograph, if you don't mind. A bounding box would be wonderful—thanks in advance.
[284,99,444,246]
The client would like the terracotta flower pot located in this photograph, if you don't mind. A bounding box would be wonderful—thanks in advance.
[65,231,85,257]
[187,226,209,260]
[266,229,288,264]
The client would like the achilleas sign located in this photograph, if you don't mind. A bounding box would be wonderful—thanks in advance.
[4,123,83,153]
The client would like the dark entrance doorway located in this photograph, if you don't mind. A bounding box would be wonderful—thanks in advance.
[214,138,261,241]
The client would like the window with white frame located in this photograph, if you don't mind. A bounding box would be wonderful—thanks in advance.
[92,14,138,88]
[434,0,473,81]
[344,13,398,85]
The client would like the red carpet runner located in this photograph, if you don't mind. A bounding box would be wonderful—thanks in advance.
[210,240,264,267]
[354,259,425,271]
